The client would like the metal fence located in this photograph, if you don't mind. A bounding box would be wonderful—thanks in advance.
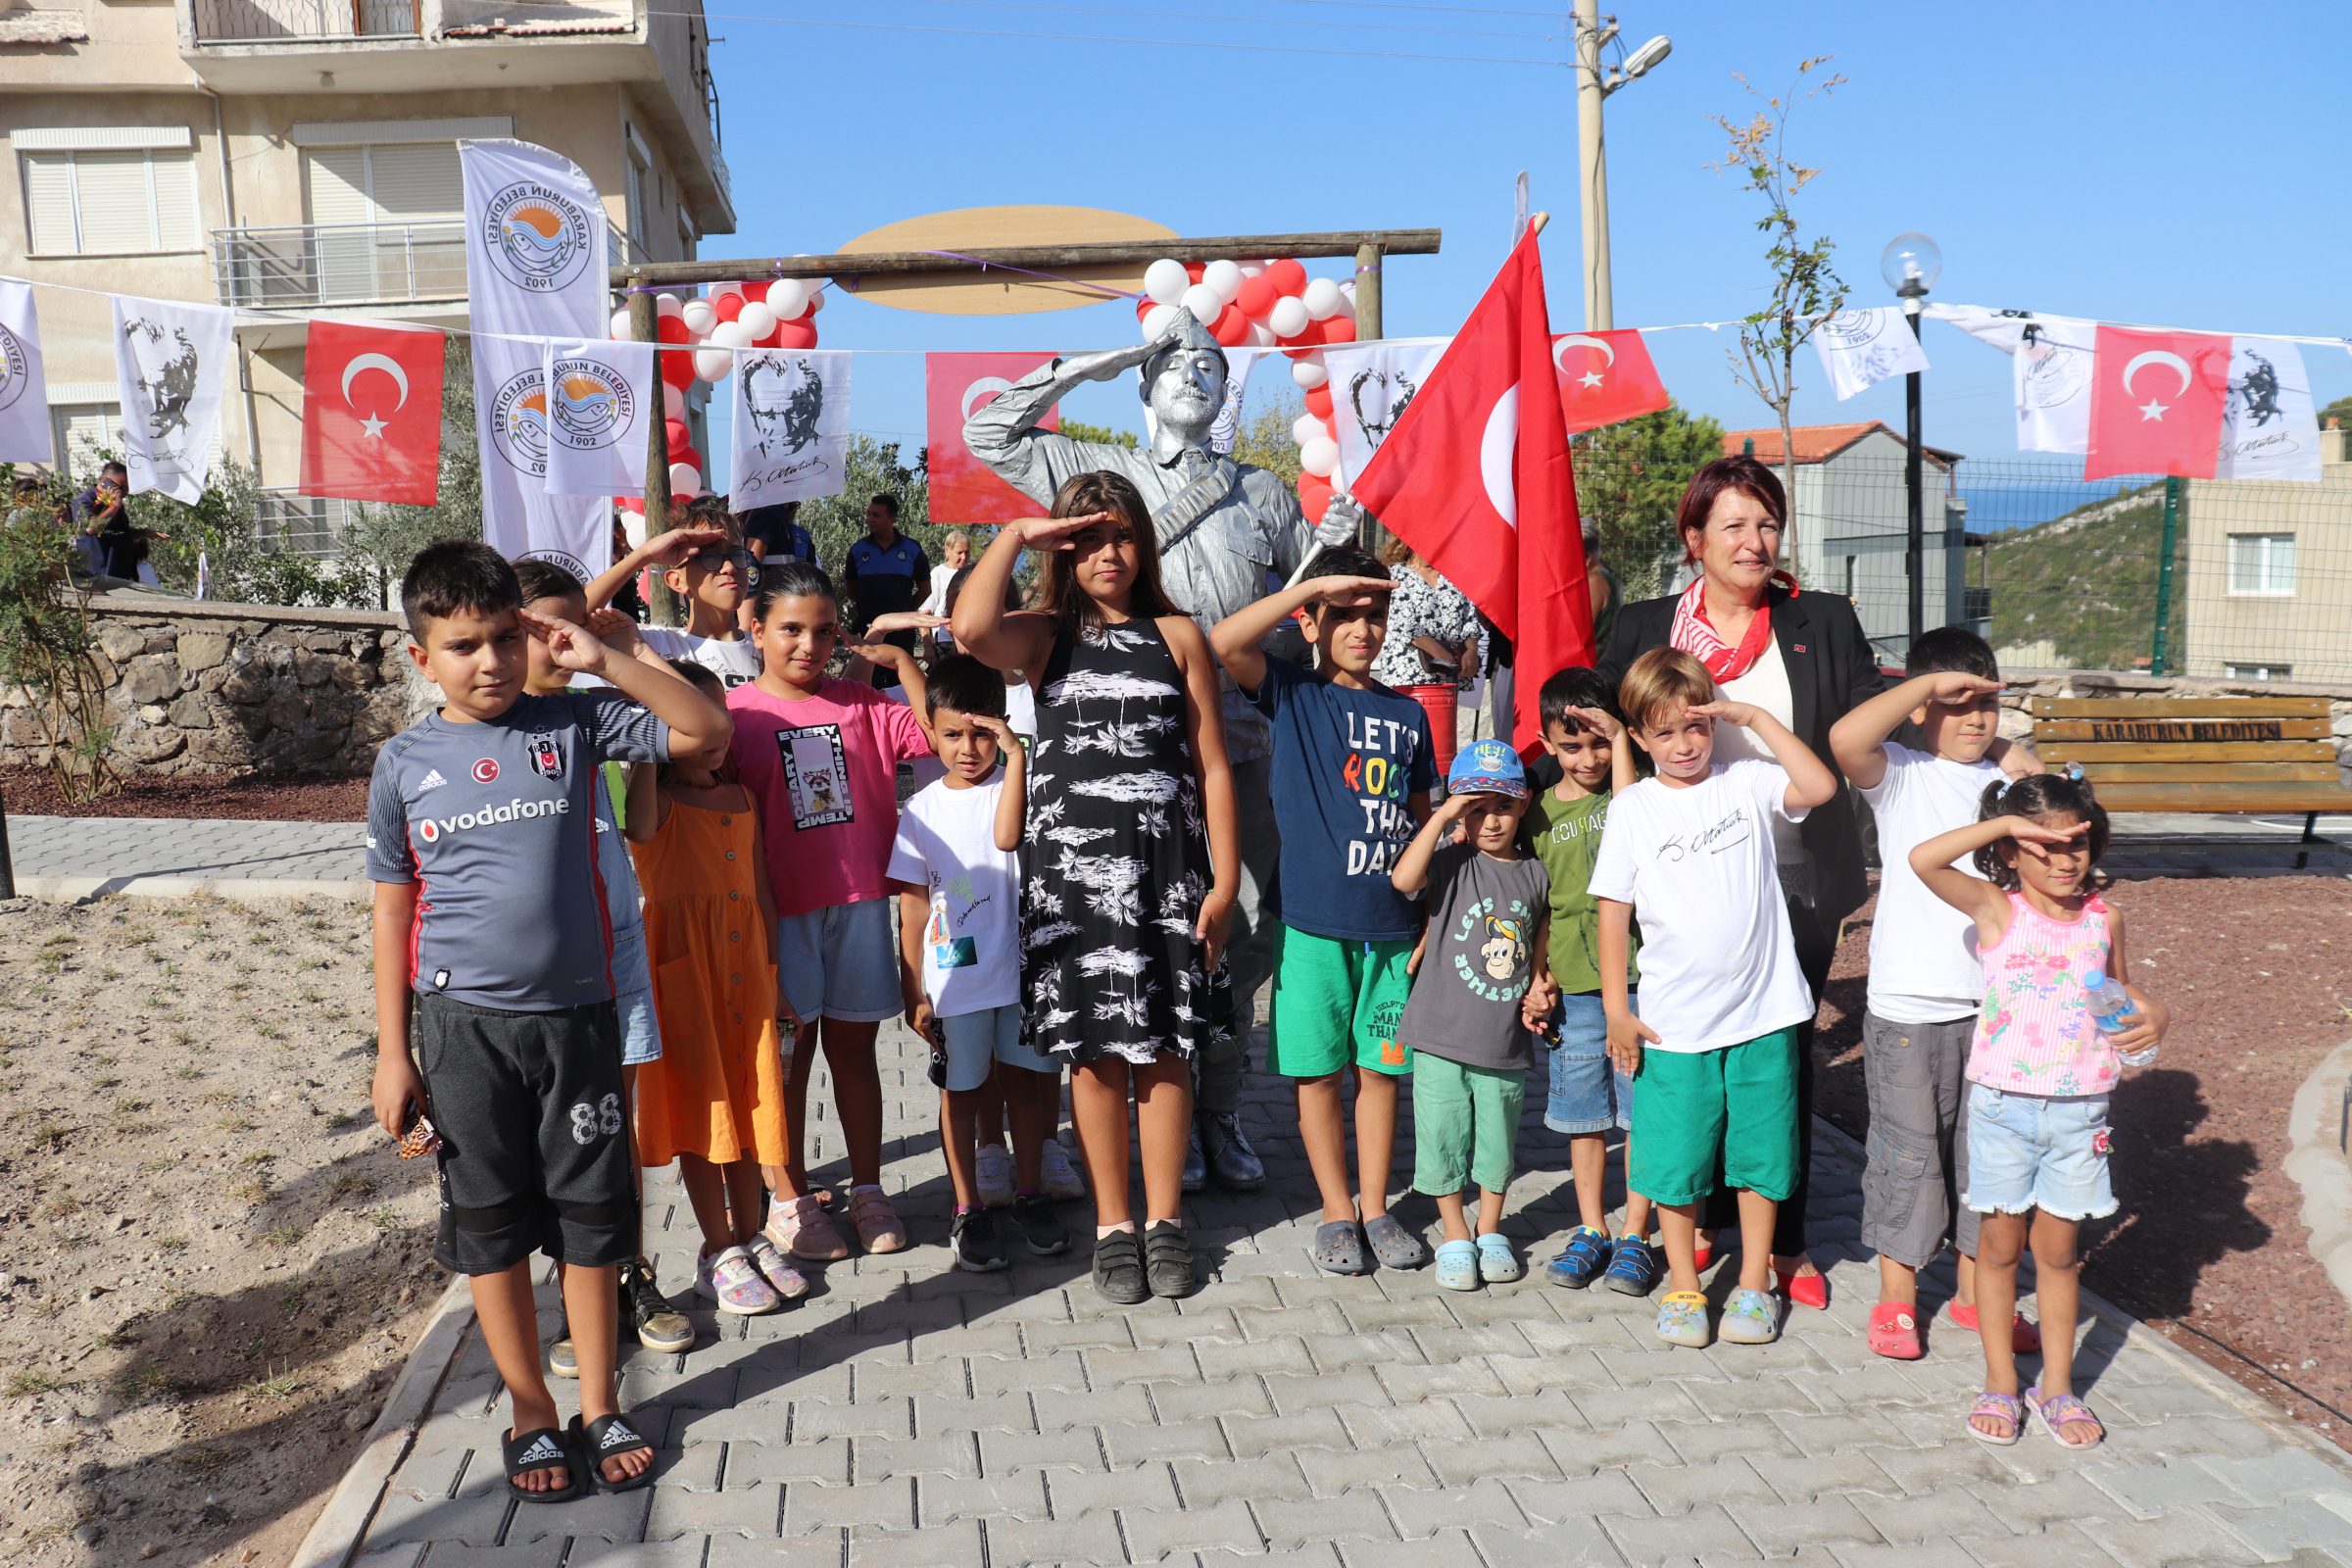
[255,491,362,560]
[189,0,418,42]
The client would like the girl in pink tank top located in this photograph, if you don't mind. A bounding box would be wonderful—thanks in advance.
[1908,771,2170,1453]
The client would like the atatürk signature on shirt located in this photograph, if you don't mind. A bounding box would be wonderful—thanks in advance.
[1659,808,1751,862]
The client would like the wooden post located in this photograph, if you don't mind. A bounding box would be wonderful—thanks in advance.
[1352,241,1382,342]
[628,279,669,541]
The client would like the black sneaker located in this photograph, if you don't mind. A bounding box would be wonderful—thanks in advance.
[951,1210,1008,1273]
[1009,1194,1069,1256]
[621,1259,696,1353]
[1092,1229,1148,1303]
[1144,1220,1194,1298]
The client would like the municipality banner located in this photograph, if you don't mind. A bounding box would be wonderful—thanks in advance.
[111,294,232,504]
[0,279,50,466]
[461,139,610,577]
[730,349,852,511]
[541,337,652,499]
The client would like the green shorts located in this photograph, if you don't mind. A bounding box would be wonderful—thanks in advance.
[1412,1054,1525,1197]
[1264,926,1415,1079]
[1628,1027,1800,1206]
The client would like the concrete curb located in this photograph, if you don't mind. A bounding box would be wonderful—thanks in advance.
[2285,1038,2352,1310]
[14,873,367,905]
[286,1279,474,1568]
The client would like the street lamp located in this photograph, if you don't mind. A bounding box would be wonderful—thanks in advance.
[1881,231,1942,648]
[1573,3,1671,330]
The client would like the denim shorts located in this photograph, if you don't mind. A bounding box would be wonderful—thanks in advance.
[939,1002,1058,1093]
[1962,1082,2118,1223]
[1544,991,1637,1134]
[612,918,662,1066]
[774,898,902,1024]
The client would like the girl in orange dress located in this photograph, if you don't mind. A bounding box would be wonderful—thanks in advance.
[626,662,805,1314]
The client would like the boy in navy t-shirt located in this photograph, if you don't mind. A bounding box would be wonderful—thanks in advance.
[367,541,730,1503]
[1211,545,1436,1276]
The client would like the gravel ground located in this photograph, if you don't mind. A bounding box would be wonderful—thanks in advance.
[0,896,438,1568]
[1816,868,2352,1451]
[1,768,370,823]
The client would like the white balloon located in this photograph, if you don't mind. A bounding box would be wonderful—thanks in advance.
[680,300,716,336]
[1140,303,1181,340]
[805,286,826,314]
[767,278,812,320]
[1143,258,1190,306]
[609,307,633,341]
[737,303,777,341]
[1302,277,1346,320]
[1180,283,1224,323]
[1202,259,1244,302]
[668,462,700,496]
[1292,355,1329,389]
[1238,260,1267,278]
[1299,436,1340,478]
[694,347,734,382]
[655,292,684,318]
[709,281,744,302]
[708,320,752,350]
[662,383,686,421]
[1292,414,1324,446]
[1268,297,1310,339]
[1244,320,1278,348]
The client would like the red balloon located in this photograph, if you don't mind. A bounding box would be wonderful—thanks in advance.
[656,314,691,345]
[1184,260,1206,283]
[660,350,695,389]
[618,495,645,514]
[664,418,691,456]
[1320,316,1358,345]
[1234,273,1277,318]
[713,292,745,323]
[742,279,769,302]
[1135,295,1155,323]
[1279,318,1328,360]
[774,319,818,350]
[1209,303,1249,348]
[1303,382,1335,419]
[1298,471,1333,520]
[1267,259,1308,297]
[681,447,701,472]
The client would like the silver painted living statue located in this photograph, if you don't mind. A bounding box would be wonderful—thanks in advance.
[966,308,1362,1194]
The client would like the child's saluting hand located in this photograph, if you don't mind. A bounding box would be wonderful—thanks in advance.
[1923,671,2005,707]
[518,606,612,676]
[1011,511,1118,550]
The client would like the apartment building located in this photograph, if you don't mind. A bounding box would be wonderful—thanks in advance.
[2181,426,2352,683]
[2,0,731,545]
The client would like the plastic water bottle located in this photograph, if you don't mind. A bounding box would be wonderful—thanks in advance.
[2082,971,2157,1066]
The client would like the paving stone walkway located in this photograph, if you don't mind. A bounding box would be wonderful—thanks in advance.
[343,1020,2352,1568]
[6,813,365,889]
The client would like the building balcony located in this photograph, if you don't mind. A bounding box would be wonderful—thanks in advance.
[189,0,420,43]
[212,218,643,311]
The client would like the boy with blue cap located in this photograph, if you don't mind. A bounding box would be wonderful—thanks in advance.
[1391,739,1552,1292]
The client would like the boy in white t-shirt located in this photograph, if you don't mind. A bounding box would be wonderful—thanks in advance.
[887,655,1067,1272]
[1590,648,1838,1350]
[588,517,764,689]
[1829,626,2040,1362]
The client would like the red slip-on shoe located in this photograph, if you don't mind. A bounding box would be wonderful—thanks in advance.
[1868,1300,1925,1359]
[1950,1301,2042,1353]
[1774,1261,1830,1311]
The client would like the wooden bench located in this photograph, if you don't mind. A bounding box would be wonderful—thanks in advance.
[2030,696,2352,863]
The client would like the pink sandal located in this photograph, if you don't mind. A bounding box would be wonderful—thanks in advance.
[2024,1386,2104,1449]
[1967,1391,2024,1446]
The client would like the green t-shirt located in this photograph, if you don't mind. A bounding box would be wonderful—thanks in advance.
[1524,785,1640,995]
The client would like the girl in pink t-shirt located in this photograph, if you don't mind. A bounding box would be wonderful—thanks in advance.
[725,559,941,1264]
[1909,771,2168,1452]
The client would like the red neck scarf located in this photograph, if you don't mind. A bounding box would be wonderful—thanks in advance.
[1668,573,1797,682]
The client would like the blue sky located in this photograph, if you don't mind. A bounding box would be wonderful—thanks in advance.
[690,0,2351,486]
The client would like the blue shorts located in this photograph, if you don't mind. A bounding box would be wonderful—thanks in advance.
[1962,1083,2118,1223]
[1544,991,1636,1135]
[775,898,901,1024]
[612,919,662,1066]
[938,1002,1058,1093]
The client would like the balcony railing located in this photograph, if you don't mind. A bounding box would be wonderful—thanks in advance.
[214,219,641,309]
[192,0,419,43]
[257,491,363,560]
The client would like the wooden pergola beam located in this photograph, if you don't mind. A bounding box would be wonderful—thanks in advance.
[610,229,1442,289]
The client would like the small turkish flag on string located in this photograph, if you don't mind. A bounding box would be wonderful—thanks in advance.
[1552,327,1670,433]
[926,352,1057,523]
[1349,227,1588,752]
[2083,325,2230,481]
[300,320,444,504]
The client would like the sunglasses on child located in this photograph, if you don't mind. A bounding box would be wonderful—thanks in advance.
[685,547,755,572]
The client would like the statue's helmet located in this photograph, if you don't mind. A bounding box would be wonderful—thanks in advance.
[1139,306,1229,391]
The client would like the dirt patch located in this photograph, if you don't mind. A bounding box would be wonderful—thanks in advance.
[1817,870,2352,1449]
[1,767,368,823]
[0,896,437,1568]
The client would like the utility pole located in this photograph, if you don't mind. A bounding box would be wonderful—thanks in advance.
[1574,0,1613,331]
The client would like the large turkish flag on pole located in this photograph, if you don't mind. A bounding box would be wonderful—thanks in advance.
[926,352,1058,523]
[300,320,445,504]
[1348,228,1588,753]
[2083,324,2230,481]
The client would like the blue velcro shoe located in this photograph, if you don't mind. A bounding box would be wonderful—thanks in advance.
[1602,1234,1662,1297]
[1544,1226,1612,1290]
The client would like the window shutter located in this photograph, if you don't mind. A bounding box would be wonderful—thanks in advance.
[365,142,461,220]
[304,146,370,225]
[55,405,122,473]
[22,151,77,253]
[69,151,160,253]
[150,151,200,249]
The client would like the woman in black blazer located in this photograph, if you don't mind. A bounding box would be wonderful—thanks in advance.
[1595,455,1888,1310]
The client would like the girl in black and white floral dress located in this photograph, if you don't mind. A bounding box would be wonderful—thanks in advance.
[950,471,1238,1305]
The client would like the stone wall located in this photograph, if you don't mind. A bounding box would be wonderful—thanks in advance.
[0,592,434,776]
[1994,667,2352,785]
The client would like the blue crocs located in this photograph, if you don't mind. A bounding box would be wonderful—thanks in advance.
[1720,1286,1783,1345]
[1602,1234,1662,1297]
[1544,1226,1612,1290]
[1434,1239,1481,1292]
[1476,1232,1523,1284]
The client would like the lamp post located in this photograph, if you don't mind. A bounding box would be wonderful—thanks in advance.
[1882,231,1942,650]
[1572,2,1671,330]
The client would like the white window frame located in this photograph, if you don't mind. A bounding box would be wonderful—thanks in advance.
[2226,532,2295,598]
[623,124,651,252]
[2224,662,2292,682]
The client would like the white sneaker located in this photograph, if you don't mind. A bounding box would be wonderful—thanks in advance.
[1039,1138,1087,1201]
[975,1144,1014,1209]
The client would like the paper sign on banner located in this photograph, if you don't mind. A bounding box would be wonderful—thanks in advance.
[926,352,1058,523]
[111,294,232,504]
[1321,338,1448,495]
[460,138,609,576]
[730,349,852,511]
[1810,307,1931,401]
[541,338,653,498]
[0,280,51,465]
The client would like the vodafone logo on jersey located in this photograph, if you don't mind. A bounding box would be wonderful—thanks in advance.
[471,759,500,783]
[415,796,569,844]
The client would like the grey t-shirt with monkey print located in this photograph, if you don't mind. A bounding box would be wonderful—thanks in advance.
[1396,842,1549,1071]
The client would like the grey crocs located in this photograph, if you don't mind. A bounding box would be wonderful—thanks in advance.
[1363,1213,1431,1270]
[1311,1220,1370,1275]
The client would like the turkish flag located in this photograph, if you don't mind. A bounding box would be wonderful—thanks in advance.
[2083,324,2230,481]
[1349,229,1589,753]
[926,352,1057,523]
[1553,327,1670,434]
[300,320,444,504]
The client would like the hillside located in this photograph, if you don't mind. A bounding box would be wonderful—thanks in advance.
[1986,481,2185,670]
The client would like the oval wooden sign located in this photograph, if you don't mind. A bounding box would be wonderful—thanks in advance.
[834,205,1176,316]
